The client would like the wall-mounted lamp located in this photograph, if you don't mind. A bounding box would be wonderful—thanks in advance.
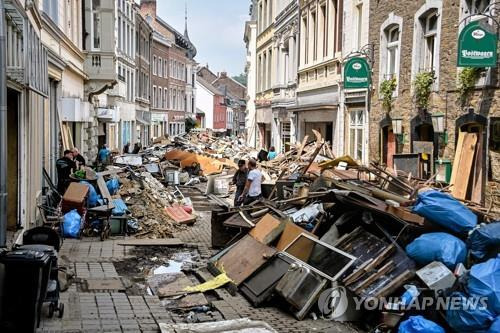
[431,112,448,145]
[391,116,406,144]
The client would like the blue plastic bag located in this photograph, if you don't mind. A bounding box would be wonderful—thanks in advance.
[112,198,128,216]
[412,190,477,234]
[446,292,495,332]
[405,232,467,269]
[63,209,81,238]
[106,178,120,195]
[488,316,500,333]
[398,315,445,333]
[80,181,98,207]
[468,255,500,314]
[468,223,500,261]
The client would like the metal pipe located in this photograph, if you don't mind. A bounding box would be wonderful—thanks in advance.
[0,0,7,247]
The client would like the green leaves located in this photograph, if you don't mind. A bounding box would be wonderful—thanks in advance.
[413,71,435,109]
[457,67,480,106]
[380,78,397,112]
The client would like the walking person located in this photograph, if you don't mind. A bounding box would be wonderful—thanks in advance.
[56,150,76,194]
[97,144,110,165]
[232,160,248,207]
[239,159,263,205]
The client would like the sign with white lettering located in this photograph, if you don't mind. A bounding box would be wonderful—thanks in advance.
[344,57,370,89]
[457,21,498,67]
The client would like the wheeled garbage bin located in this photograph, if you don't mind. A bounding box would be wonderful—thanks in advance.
[0,248,51,332]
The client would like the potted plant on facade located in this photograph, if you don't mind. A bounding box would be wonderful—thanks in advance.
[380,77,397,113]
[457,67,481,108]
[413,70,435,115]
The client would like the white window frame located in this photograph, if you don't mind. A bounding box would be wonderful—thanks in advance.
[348,109,367,163]
[164,88,168,109]
[153,56,157,75]
[152,85,157,108]
[91,0,101,51]
[411,1,442,92]
[386,26,399,80]
[379,14,403,97]
[159,57,163,77]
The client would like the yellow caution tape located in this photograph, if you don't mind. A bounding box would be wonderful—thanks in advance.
[182,272,232,293]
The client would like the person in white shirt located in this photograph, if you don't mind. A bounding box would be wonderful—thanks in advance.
[239,159,263,205]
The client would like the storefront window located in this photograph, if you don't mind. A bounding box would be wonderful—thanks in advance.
[349,110,365,161]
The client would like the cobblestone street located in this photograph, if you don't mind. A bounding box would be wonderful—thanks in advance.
[38,211,359,333]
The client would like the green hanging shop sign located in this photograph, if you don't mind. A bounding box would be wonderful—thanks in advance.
[344,57,370,89]
[457,21,498,67]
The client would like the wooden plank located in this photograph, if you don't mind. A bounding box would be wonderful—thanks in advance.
[471,133,484,204]
[117,238,184,246]
[96,176,115,209]
[451,133,478,200]
[276,222,317,251]
[154,273,208,308]
[450,131,465,188]
[249,214,286,245]
[216,235,276,285]
[375,270,414,298]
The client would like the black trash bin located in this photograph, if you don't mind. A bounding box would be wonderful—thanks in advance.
[0,248,51,333]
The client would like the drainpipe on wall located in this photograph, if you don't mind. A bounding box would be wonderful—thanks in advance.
[0,0,7,247]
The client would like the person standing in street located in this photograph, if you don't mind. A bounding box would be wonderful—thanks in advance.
[56,150,76,194]
[239,159,263,205]
[97,144,110,165]
[72,147,86,169]
[123,142,130,154]
[232,160,248,207]
[267,146,277,160]
[132,143,141,154]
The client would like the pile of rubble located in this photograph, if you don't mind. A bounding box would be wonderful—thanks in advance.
[131,131,500,333]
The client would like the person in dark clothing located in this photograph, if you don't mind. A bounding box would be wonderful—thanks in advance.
[132,143,141,154]
[56,150,76,194]
[123,142,130,154]
[71,148,86,169]
[232,160,248,207]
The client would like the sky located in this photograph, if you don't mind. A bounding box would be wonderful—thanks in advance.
[155,0,250,77]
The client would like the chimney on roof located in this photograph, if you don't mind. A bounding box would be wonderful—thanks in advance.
[220,72,227,78]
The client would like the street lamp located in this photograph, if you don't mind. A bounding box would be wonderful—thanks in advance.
[391,116,402,135]
[431,112,445,133]
[432,112,448,144]
[391,116,405,144]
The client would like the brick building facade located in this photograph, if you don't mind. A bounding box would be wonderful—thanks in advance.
[369,0,499,206]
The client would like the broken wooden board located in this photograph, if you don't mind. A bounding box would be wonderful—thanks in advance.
[154,273,208,309]
[471,133,484,204]
[450,131,466,187]
[275,222,317,251]
[117,238,184,246]
[249,214,286,245]
[216,235,276,285]
[451,133,478,200]
[86,278,125,291]
[165,205,197,224]
[96,176,116,209]
[386,206,425,226]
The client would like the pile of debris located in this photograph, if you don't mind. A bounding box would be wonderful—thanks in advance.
[136,130,500,332]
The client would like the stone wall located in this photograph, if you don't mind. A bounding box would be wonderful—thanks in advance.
[369,0,500,207]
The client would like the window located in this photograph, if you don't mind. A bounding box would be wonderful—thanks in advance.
[423,12,438,72]
[92,0,101,49]
[159,87,163,108]
[386,25,399,79]
[164,59,168,78]
[301,15,309,65]
[349,110,366,162]
[467,0,490,14]
[118,17,122,50]
[43,0,59,24]
[311,10,317,61]
[159,57,163,77]
[153,86,156,108]
[164,88,168,109]
[153,56,157,75]
[355,3,363,50]
[281,122,291,153]
[321,4,328,57]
